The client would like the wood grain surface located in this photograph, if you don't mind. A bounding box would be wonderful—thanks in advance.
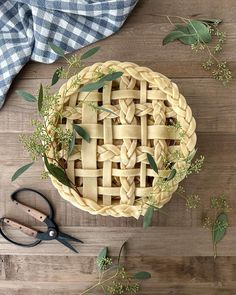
[1,0,236,294]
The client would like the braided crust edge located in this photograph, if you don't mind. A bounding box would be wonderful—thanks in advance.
[47,61,197,219]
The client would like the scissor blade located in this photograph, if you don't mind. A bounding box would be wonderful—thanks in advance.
[56,237,79,253]
[58,231,83,244]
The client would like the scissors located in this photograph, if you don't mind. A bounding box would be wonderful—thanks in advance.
[0,188,83,253]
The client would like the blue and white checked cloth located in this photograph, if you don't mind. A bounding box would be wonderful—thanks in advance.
[0,0,138,108]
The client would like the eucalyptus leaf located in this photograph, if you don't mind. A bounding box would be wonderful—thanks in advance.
[134,271,151,280]
[51,67,62,86]
[187,20,212,43]
[11,162,34,181]
[97,106,117,116]
[49,42,65,56]
[96,247,108,269]
[16,90,37,102]
[148,205,168,215]
[81,46,100,60]
[44,155,71,187]
[166,168,177,181]
[186,148,198,162]
[74,125,90,143]
[143,206,154,229]
[117,241,127,266]
[175,24,198,45]
[79,71,123,92]
[68,131,76,156]
[163,30,192,45]
[78,80,105,92]
[213,212,228,245]
[38,83,43,112]
[99,71,123,82]
[147,154,158,174]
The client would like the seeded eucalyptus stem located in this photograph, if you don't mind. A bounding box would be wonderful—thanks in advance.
[79,270,120,295]
[159,14,232,85]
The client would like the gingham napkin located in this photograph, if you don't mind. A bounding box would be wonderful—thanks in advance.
[0,0,138,109]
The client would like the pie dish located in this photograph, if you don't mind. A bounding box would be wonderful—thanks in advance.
[46,61,197,218]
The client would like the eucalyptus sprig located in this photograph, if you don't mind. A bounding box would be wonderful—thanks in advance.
[203,194,230,258]
[12,44,123,193]
[80,243,151,295]
[142,121,204,228]
[176,185,201,210]
[162,15,232,85]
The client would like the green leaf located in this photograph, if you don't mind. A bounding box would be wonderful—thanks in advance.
[175,24,198,45]
[143,206,154,229]
[81,46,100,60]
[79,72,123,92]
[49,42,65,56]
[78,80,105,92]
[148,205,168,215]
[38,83,43,112]
[147,154,158,174]
[74,125,91,143]
[16,90,37,102]
[96,247,108,269]
[213,213,228,245]
[187,20,212,43]
[99,71,123,82]
[186,148,198,162]
[68,131,76,156]
[11,162,34,181]
[166,168,177,181]
[44,155,71,187]
[97,106,117,116]
[51,67,62,86]
[117,241,127,266]
[134,271,151,280]
[163,30,192,45]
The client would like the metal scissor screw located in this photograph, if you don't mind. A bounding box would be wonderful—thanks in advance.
[49,230,55,237]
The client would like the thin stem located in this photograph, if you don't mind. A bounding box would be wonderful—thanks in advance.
[79,270,119,295]
[175,191,187,200]
[156,13,190,23]
[79,282,100,295]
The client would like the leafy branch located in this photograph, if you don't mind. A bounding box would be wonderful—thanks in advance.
[12,45,123,191]
[203,194,230,258]
[142,121,204,228]
[80,243,151,295]
[161,15,232,85]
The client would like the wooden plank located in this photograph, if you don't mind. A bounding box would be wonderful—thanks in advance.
[0,256,236,283]
[131,0,236,24]
[0,226,235,256]
[1,0,236,293]
[1,256,236,294]
[0,284,235,295]
[17,23,236,80]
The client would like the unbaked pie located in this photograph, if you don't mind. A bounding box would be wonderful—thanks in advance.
[46,61,196,218]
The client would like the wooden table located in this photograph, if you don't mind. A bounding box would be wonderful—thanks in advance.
[1,1,236,294]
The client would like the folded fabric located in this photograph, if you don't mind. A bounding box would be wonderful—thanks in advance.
[0,0,138,109]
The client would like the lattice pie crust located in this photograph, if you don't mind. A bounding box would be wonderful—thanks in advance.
[47,61,196,218]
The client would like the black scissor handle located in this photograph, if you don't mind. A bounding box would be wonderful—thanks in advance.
[0,218,41,248]
[11,188,54,220]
